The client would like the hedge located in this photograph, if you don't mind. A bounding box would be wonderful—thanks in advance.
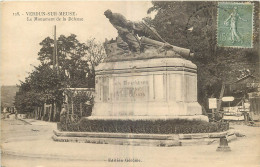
[58,118,229,134]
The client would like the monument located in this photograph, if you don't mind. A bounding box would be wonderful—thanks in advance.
[89,9,208,122]
[53,9,231,146]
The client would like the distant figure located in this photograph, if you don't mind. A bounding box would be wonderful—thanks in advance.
[244,99,250,111]
[243,99,251,123]
[224,7,247,43]
[60,105,67,123]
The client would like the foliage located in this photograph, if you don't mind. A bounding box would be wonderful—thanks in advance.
[38,35,106,88]
[146,1,259,109]
[15,34,106,115]
[14,64,64,114]
[59,118,229,134]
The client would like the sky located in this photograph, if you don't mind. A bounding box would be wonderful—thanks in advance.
[1,1,154,86]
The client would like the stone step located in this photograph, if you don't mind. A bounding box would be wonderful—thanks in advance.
[53,130,179,140]
[52,129,238,147]
[52,135,181,147]
[54,130,233,140]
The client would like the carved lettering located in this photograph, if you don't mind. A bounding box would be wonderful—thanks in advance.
[114,79,149,101]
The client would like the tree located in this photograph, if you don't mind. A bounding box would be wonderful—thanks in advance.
[15,34,106,120]
[147,1,259,109]
[83,38,106,87]
[38,34,106,88]
[14,63,65,115]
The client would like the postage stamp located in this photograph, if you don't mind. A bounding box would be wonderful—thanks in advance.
[217,2,254,48]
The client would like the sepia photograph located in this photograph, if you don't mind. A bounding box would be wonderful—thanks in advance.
[1,1,260,167]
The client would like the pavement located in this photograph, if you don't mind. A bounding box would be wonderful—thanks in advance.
[1,115,260,167]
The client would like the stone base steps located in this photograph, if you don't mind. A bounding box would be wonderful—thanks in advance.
[52,130,238,147]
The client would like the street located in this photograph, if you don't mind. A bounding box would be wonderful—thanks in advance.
[1,115,260,167]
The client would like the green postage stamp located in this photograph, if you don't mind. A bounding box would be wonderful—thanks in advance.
[217,2,254,48]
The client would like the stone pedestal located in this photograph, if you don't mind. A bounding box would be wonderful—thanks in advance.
[91,58,208,121]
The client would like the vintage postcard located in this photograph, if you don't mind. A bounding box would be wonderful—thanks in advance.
[1,1,259,167]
